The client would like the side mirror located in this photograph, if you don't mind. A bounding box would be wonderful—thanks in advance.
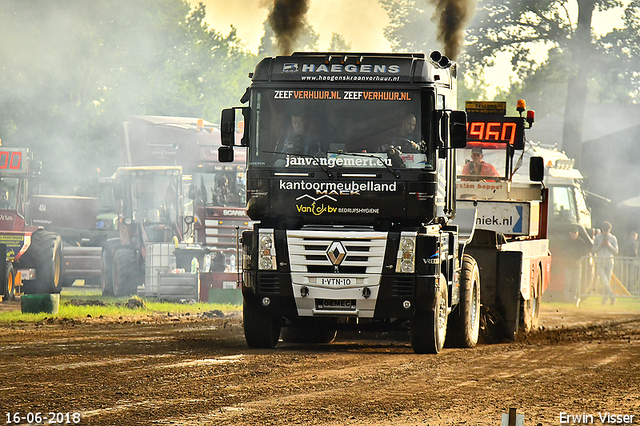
[218,146,234,163]
[450,110,467,149]
[220,108,235,146]
[530,156,545,182]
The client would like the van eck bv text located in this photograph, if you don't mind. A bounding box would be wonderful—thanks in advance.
[560,412,635,424]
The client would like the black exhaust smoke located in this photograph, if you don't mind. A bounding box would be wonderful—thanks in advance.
[430,0,475,60]
[268,0,310,55]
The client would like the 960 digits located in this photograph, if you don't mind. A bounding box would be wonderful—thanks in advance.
[6,412,81,424]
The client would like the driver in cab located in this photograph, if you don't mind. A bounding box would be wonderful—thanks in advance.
[461,146,499,178]
[277,113,321,156]
[381,113,421,154]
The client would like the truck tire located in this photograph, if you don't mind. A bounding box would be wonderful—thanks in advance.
[243,299,281,349]
[410,275,448,354]
[100,250,114,296]
[112,249,140,297]
[20,231,62,294]
[446,255,480,348]
[281,325,337,344]
[1,262,15,301]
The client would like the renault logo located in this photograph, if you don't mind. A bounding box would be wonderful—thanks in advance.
[326,241,347,266]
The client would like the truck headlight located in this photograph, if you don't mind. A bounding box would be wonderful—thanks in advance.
[258,230,276,270]
[396,233,417,273]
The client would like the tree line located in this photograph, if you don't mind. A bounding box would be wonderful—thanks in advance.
[1,0,637,194]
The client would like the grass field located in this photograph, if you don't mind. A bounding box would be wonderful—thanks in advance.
[543,296,640,314]
[2,286,638,325]
[0,286,241,324]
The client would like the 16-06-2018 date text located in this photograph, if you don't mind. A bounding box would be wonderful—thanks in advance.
[6,412,81,424]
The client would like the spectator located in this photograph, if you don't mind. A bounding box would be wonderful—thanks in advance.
[460,147,500,178]
[563,225,589,306]
[592,221,619,305]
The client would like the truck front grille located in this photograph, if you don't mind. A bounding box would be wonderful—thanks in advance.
[286,229,386,275]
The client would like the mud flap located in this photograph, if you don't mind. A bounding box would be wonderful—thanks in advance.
[497,251,523,339]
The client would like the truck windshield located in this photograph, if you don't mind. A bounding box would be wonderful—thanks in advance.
[192,166,246,208]
[130,174,180,224]
[456,146,506,181]
[550,186,579,224]
[250,88,432,170]
[0,178,18,210]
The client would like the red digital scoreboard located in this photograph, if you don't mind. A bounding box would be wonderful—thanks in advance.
[466,114,526,150]
[0,148,28,174]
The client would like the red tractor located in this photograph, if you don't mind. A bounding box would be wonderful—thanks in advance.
[0,148,62,301]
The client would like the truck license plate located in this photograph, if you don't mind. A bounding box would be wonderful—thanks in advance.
[315,299,356,311]
[319,277,353,286]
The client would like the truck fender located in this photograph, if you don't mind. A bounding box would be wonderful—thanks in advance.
[451,206,477,258]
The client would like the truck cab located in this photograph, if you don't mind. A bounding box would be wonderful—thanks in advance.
[219,52,479,354]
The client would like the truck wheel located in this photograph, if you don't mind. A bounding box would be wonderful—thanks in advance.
[243,299,281,349]
[447,255,480,348]
[281,325,337,344]
[112,249,140,297]
[101,250,114,296]
[20,231,62,294]
[410,275,448,354]
[1,262,15,301]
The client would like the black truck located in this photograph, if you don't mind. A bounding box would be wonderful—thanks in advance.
[219,52,489,353]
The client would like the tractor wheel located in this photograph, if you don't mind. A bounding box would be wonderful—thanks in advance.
[112,249,141,297]
[447,255,481,348]
[20,231,62,294]
[1,262,15,301]
[100,250,114,296]
[410,274,449,354]
[243,299,281,349]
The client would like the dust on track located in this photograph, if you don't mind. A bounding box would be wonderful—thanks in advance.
[0,303,638,426]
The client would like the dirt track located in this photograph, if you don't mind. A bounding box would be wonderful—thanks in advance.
[0,303,638,426]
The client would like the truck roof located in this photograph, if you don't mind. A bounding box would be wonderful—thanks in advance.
[250,51,456,85]
[122,115,226,168]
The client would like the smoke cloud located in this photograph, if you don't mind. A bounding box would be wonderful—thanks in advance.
[430,0,475,59]
[268,0,310,55]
